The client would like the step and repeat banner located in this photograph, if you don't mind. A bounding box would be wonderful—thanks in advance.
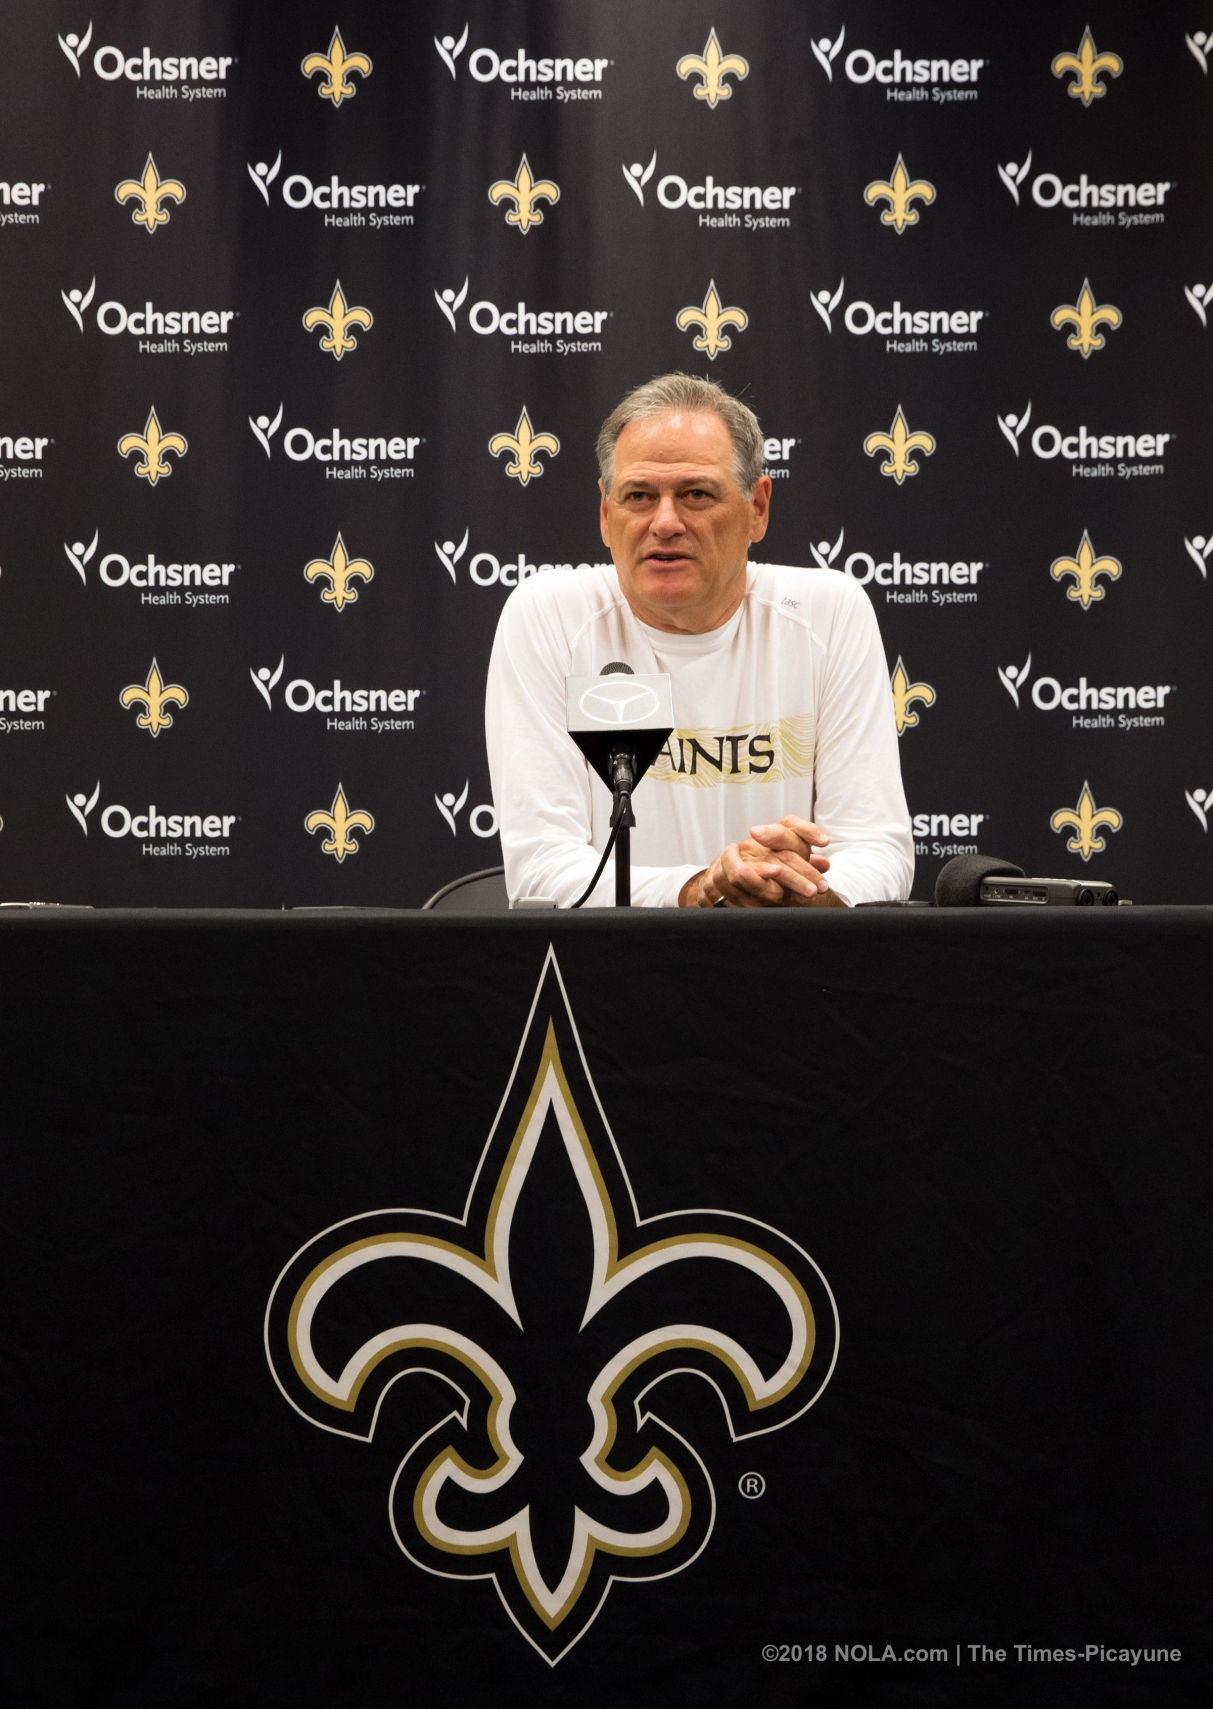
[1,2,1210,907]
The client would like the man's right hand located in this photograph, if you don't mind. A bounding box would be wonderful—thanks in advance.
[678,817,838,908]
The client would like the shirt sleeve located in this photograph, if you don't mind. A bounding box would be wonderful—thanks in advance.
[808,576,915,905]
[485,578,700,908]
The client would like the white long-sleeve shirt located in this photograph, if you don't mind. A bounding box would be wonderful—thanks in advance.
[485,562,914,907]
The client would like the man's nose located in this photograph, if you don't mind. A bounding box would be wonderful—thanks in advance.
[650,493,685,535]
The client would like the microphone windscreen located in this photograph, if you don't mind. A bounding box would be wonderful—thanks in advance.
[934,853,1026,907]
[600,661,634,675]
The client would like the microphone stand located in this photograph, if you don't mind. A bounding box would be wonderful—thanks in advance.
[610,751,635,907]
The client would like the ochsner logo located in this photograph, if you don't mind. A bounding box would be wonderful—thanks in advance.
[1184,533,1212,578]
[997,401,1172,475]
[248,403,420,474]
[997,151,1173,226]
[251,656,422,728]
[58,21,235,89]
[61,275,235,344]
[63,528,236,600]
[812,24,985,100]
[811,274,985,351]
[1185,786,1212,831]
[246,150,422,224]
[432,23,609,95]
[621,149,799,226]
[998,655,1175,729]
[1187,30,1213,73]
[433,275,609,349]
[434,527,606,587]
[67,780,236,850]
[818,526,985,604]
[435,781,497,839]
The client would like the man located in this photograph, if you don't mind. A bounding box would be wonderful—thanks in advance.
[485,373,913,907]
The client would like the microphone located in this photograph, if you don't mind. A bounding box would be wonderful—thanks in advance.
[934,854,1119,906]
[565,663,674,800]
[934,854,1025,907]
[599,663,639,795]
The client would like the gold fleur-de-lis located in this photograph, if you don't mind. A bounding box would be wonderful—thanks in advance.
[305,784,375,862]
[117,406,188,486]
[488,154,560,233]
[864,154,936,234]
[675,280,748,360]
[488,407,560,486]
[303,281,373,360]
[1050,278,1122,358]
[301,28,372,105]
[1051,782,1123,861]
[675,28,749,107]
[863,407,935,484]
[1052,26,1122,106]
[890,656,936,736]
[305,533,374,611]
[1051,531,1122,609]
[114,154,185,233]
[119,659,188,738]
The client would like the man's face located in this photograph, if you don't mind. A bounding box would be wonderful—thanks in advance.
[598,409,771,634]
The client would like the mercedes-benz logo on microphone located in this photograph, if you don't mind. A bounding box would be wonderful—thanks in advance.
[578,680,662,725]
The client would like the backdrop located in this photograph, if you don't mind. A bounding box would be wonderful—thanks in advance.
[1,0,1210,906]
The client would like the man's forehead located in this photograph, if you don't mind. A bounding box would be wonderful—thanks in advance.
[612,409,735,478]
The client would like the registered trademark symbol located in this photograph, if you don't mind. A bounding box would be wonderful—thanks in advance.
[739,1472,766,1499]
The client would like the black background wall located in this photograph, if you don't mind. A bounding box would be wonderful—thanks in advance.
[1,2,1210,907]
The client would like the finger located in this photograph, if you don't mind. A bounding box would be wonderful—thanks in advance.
[715,847,786,906]
[779,815,829,845]
[737,834,827,869]
[748,818,830,857]
[737,839,830,896]
[765,855,830,899]
[767,815,830,846]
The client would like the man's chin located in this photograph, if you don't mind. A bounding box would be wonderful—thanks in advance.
[637,561,697,598]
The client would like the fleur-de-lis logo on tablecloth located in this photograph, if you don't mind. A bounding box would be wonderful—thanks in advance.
[676,29,748,107]
[265,951,837,1662]
[301,28,372,105]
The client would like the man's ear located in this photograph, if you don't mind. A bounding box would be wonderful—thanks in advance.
[599,478,611,549]
[748,474,772,543]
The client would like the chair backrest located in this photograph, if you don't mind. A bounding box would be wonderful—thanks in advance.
[421,867,509,912]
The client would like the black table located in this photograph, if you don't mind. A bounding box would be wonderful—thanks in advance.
[3,908,1210,1707]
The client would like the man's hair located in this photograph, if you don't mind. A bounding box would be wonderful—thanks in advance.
[596,372,765,495]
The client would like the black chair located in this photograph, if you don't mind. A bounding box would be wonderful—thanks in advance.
[421,867,510,912]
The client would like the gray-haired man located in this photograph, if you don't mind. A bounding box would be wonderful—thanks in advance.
[486,373,913,908]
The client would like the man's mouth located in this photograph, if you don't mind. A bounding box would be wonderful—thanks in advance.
[644,550,691,566]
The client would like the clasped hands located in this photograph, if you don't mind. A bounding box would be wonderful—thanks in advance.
[680,815,844,909]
